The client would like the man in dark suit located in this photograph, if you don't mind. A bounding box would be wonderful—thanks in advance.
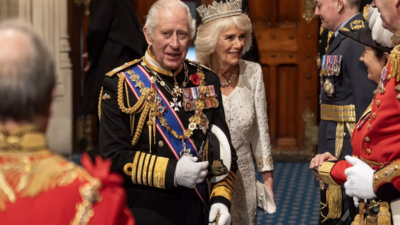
[311,0,377,224]
[82,0,147,121]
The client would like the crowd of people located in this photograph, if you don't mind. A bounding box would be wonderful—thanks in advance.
[1,0,400,224]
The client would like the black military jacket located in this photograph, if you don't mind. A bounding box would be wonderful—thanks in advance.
[99,52,238,212]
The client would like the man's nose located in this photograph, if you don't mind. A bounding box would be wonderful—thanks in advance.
[170,34,180,49]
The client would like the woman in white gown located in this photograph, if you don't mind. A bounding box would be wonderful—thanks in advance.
[196,1,274,224]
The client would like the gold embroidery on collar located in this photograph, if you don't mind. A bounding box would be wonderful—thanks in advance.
[0,126,47,152]
[145,48,183,77]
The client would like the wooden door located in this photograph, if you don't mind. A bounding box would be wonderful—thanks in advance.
[201,0,320,160]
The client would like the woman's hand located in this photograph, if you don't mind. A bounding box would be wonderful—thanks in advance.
[261,171,274,201]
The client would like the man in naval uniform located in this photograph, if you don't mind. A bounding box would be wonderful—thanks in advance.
[311,0,377,224]
[0,20,134,225]
[98,1,238,225]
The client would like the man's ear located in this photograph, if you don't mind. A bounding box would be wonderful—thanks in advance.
[143,26,153,46]
[336,0,345,13]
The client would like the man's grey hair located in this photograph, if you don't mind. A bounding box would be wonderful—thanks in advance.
[0,20,56,122]
[144,0,196,39]
[345,0,361,8]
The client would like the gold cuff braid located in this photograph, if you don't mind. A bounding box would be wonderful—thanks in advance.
[373,160,400,191]
[319,162,340,186]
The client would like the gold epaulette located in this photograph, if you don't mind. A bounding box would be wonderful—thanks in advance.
[185,59,215,73]
[363,4,370,20]
[373,160,400,191]
[390,45,400,82]
[105,59,141,77]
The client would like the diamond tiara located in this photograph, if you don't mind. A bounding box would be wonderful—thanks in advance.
[197,0,243,24]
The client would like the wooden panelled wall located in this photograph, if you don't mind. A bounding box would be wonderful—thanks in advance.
[135,0,320,159]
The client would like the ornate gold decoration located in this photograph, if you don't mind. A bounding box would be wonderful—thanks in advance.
[373,160,400,191]
[210,185,233,202]
[197,0,242,24]
[363,4,370,20]
[350,20,365,30]
[255,155,274,171]
[320,104,356,122]
[318,162,339,186]
[323,79,335,97]
[153,157,169,189]
[71,180,102,225]
[390,46,400,82]
[303,0,316,24]
[391,30,400,46]
[211,160,229,176]
[327,185,342,219]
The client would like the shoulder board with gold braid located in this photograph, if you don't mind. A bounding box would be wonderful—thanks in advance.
[185,59,215,73]
[105,58,141,77]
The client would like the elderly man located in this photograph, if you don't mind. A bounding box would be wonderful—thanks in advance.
[310,0,377,224]
[98,1,238,225]
[0,20,134,225]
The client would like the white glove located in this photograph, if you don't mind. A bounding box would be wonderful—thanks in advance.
[209,203,231,225]
[344,156,377,199]
[174,156,208,188]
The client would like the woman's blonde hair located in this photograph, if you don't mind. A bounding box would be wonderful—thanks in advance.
[195,14,252,66]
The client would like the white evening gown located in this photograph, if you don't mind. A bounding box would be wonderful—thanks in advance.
[222,60,274,225]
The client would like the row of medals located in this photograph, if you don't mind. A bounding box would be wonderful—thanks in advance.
[320,55,342,97]
[141,61,210,157]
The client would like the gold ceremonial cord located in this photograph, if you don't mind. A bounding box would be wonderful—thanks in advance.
[116,73,151,147]
[117,73,146,114]
[98,87,103,121]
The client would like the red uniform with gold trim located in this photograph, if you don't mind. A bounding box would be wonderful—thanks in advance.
[0,126,134,225]
[319,45,400,203]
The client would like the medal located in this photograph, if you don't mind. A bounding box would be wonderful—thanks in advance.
[321,55,326,76]
[170,98,182,111]
[324,79,335,97]
[180,140,192,157]
[199,114,209,134]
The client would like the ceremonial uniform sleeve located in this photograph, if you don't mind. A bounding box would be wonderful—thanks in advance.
[345,40,376,120]
[86,0,116,64]
[373,160,400,202]
[208,80,238,210]
[99,76,177,190]
[319,160,352,186]
[250,63,273,172]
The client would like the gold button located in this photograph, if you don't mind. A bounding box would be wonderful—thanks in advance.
[367,124,370,130]
[381,88,386,94]
[158,141,164,147]
[365,136,370,143]
[376,100,380,107]
[388,75,392,80]
[366,149,371,154]
[372,113,376,119]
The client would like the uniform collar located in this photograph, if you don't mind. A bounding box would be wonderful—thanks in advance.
[0,125,48,152]
[144,47,184,77]
[335,13,360,37]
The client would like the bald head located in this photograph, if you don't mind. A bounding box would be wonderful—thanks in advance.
[0,20,55,123]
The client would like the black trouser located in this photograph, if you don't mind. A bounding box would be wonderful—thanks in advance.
[128,193,208,225]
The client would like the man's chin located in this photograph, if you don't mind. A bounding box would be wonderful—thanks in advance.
[164,60,184,70]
